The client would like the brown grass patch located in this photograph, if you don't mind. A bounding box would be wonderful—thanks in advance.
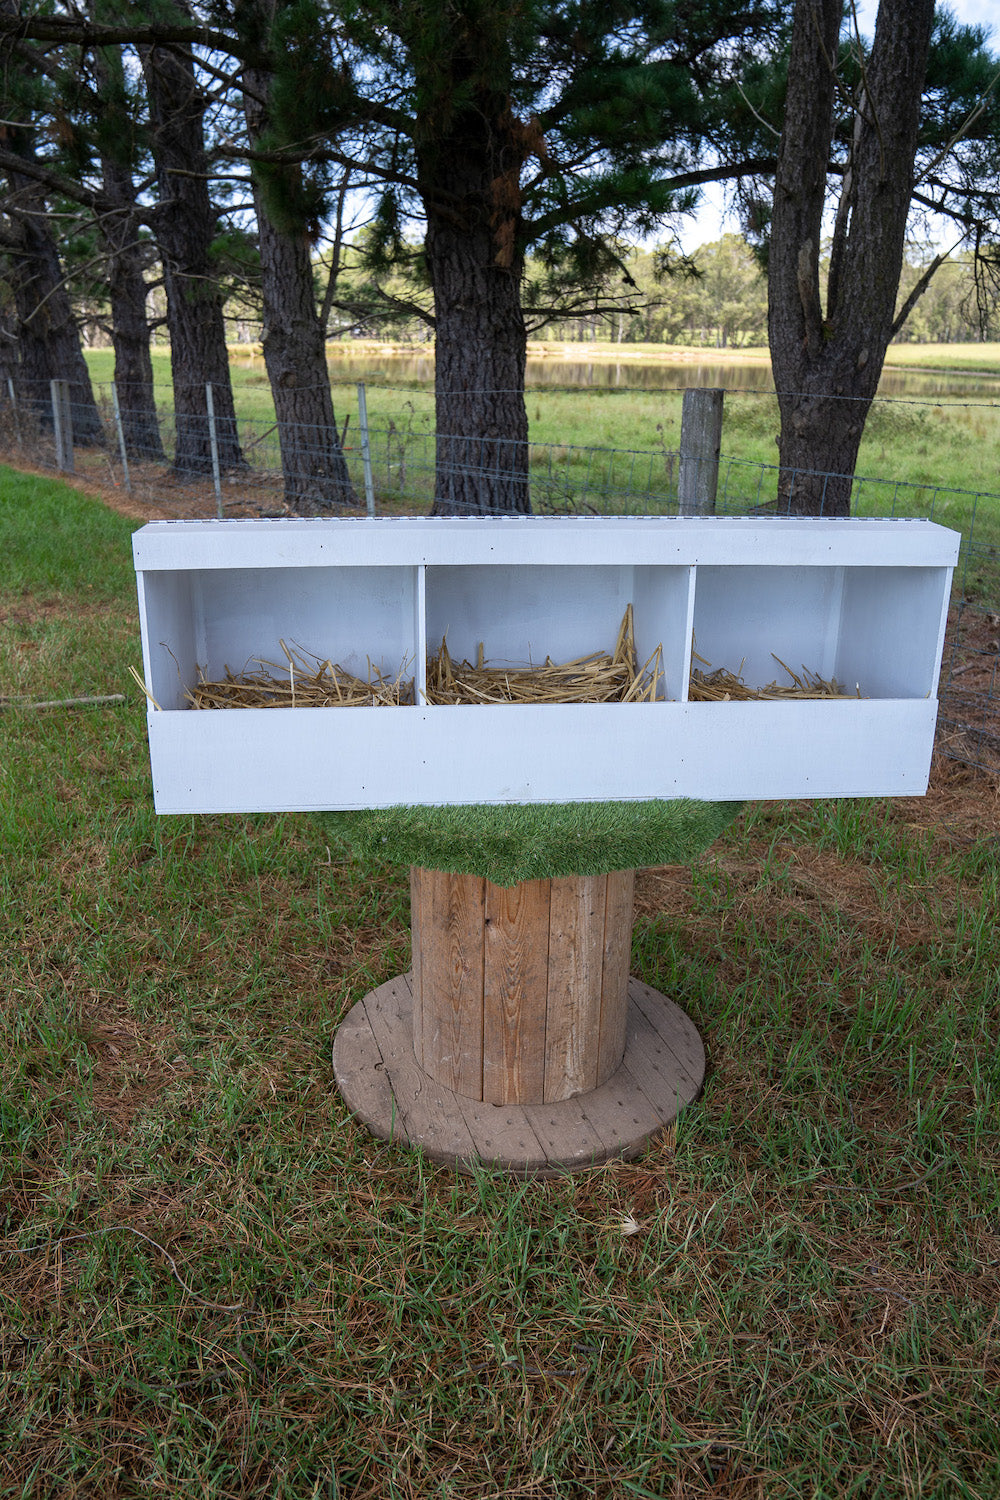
[939,605,1000,773]
[79,1000,192,1132]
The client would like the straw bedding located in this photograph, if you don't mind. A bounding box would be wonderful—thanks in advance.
[426,605,663,705]
[178,606,664,710]
[171,615,860,710]
[688,650,861,701]
[185,641,412,709]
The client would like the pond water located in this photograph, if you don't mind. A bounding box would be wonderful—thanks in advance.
[322,349,1000,403]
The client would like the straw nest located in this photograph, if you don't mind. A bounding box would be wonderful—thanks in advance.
[426,605,663,705]
[185,641,413,709]
[689,649,861,702]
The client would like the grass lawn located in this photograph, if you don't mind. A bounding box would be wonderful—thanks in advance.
[3,466,1000,1496]
[883,342,1000,373]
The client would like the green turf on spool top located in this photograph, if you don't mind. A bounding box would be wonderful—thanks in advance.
[319,799,742,888]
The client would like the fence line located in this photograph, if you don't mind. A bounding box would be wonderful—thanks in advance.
[0,374,996,776]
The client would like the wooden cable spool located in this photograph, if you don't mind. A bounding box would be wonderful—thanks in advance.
[333,863,706,1175]
[409,866,635,1105]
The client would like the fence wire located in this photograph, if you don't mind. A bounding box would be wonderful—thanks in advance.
[1,376,996,776]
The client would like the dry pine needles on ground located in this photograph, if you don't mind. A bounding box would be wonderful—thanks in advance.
[426,604,664,705]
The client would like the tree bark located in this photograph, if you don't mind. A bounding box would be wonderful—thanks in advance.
[2,177,104,444]
[242,34,355,512]
[254,204,357,509]
[99,155,166,462]
[141,21,243,474]
[0,253,17,394]
[768,0,935,514]
[419,100,530,516]
[90,32,165,464]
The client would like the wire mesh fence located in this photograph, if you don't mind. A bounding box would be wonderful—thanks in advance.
[1,374,997,775]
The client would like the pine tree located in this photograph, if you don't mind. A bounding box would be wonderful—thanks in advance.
[241,0,356,510]
[140,8,245,474]
[257,0,780,513]
[756,1,1000,512]
[0,0,104,442]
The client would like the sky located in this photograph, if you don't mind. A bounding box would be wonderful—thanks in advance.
[677,0,997,251]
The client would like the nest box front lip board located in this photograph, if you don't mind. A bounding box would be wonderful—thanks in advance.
[131,515,961,813]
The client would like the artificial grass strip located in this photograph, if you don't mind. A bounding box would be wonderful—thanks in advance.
[319,798,742,887]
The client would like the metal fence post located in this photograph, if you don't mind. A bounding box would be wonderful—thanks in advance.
[677,387,724,514]
[357,382,376,517]
[205,382,223,519]
[6,377,20,446]
[50,379,74,472]
[111,382,132,494]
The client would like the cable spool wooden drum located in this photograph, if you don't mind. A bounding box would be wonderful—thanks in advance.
[333,862,707,1175]
[409,866,634,1105]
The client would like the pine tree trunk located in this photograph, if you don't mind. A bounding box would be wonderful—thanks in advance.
[0,255,17,391]
[100,157,165,462]
[243,42,356,513]
[771,382,872,515]
[768,0,935,514]
[419,103,530,516]
[255,208,357,510]
[4,176,104,444]
[142,28,243,475]
[0,0,101,435]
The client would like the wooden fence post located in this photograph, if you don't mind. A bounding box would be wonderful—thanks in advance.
[677,386,724,514]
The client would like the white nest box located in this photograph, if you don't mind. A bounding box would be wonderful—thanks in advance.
[132,515,960,812]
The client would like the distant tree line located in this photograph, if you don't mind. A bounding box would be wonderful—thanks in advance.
[1,2,999,514]
[315,232,999,351]
[556,241,1000,351]
[70,230,1000,356]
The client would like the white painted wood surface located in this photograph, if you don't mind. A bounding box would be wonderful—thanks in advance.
[132,515,960,812]
[132,515,960,570]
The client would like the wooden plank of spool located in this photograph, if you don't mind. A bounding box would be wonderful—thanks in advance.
[482,877,551,1105]
[519,1094,624,1171]
[409,865,423,1067]
[544,874,607,1102]
[331,996,403,1144]
[410,866,485,1098]
[599,868,635,1083]
[410,866,633,1107]
[628,975,706,1092]
[360,976,481,1166]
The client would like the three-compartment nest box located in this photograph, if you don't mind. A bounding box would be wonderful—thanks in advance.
[132,515,960,812]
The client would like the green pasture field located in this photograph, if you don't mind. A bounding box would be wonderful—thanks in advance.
[882,341,1000,373]
[79,343,1000,594]
[81,340,1000,493]
[2,466,1000,1497]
